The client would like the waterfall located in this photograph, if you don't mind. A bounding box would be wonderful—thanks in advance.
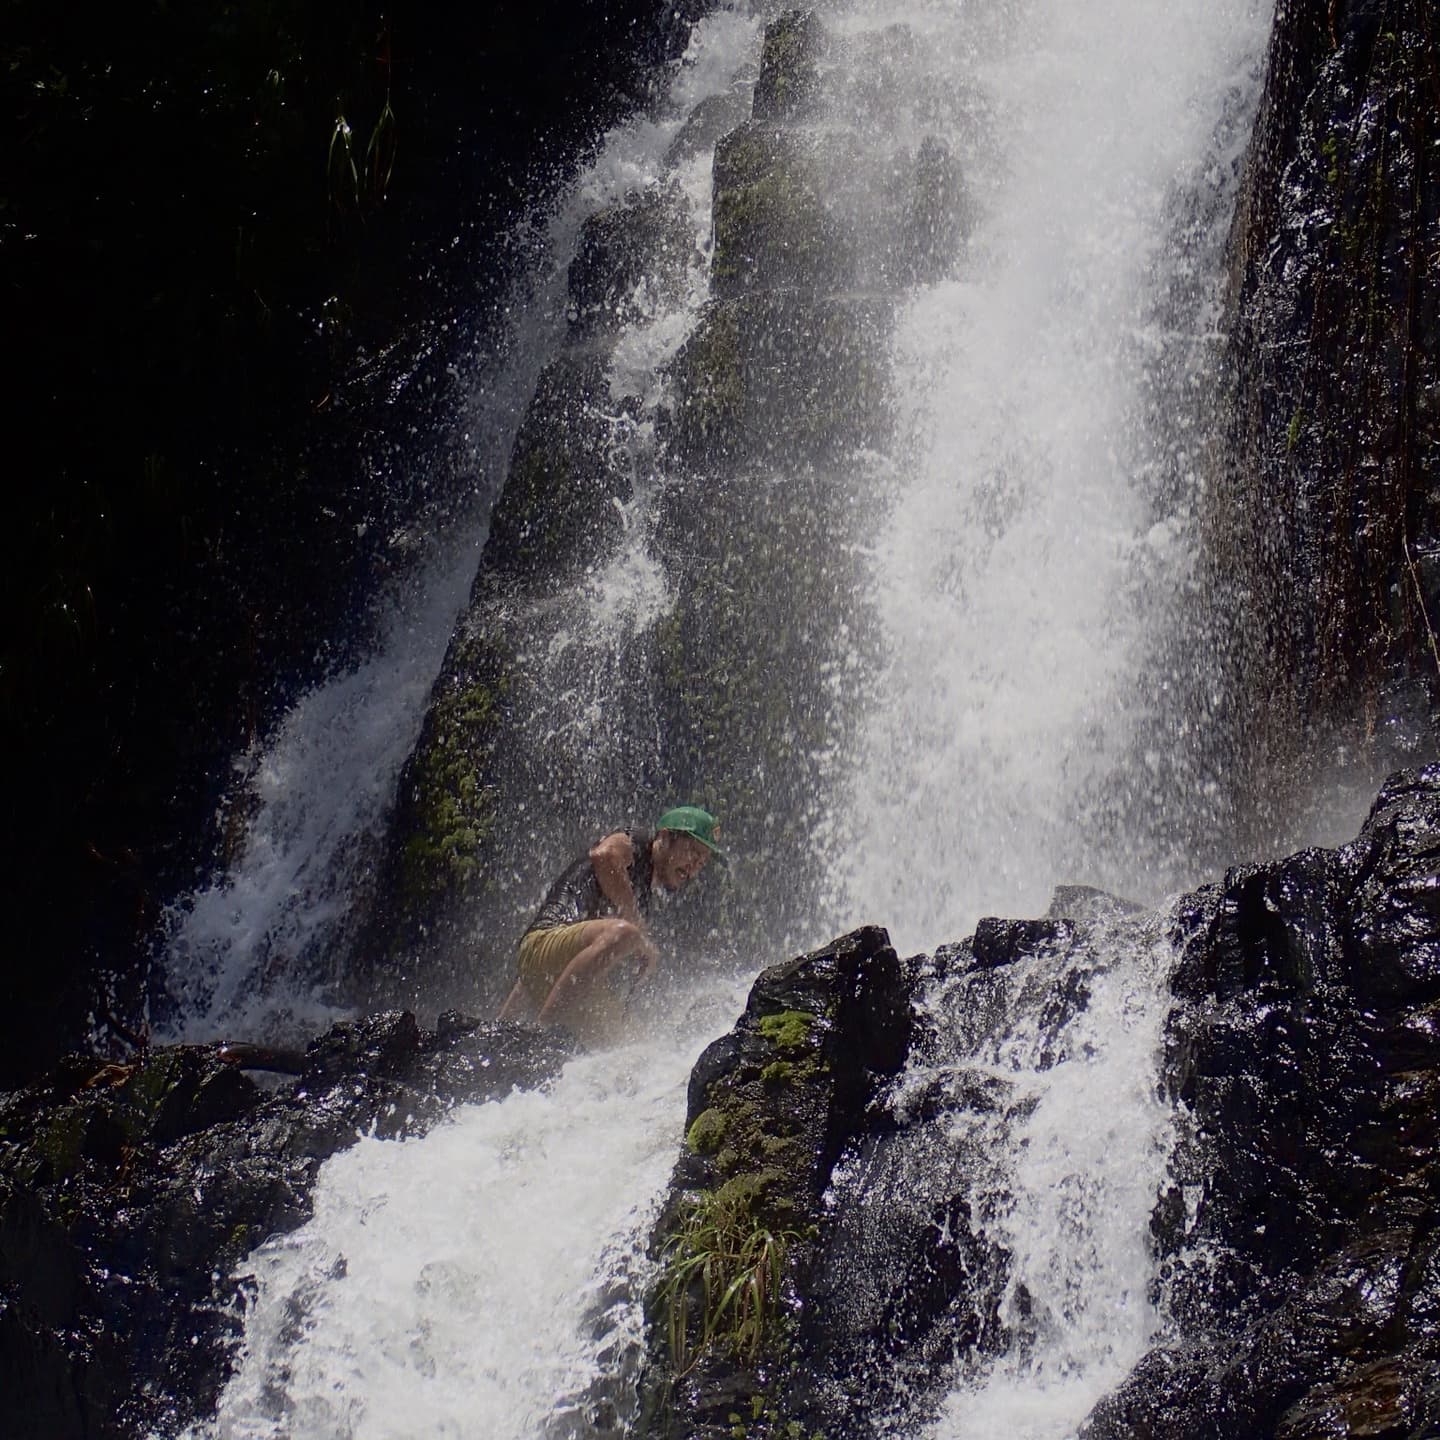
[151,6,762,1044]
[163,0,1283,1435]
[924,917,1179,1439]
[191,980,750,1440]
[829,0,1274,954]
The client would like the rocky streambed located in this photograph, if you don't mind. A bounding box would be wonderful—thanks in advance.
[6,765,1440,1439]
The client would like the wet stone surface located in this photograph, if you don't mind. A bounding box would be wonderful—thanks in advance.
[0,1012,574,1440]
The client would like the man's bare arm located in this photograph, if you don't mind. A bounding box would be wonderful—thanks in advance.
[590,831,643,924]
[589,831,659,970]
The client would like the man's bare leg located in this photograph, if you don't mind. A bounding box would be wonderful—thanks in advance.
[536,918,645,1030]
[496,977,530,1020]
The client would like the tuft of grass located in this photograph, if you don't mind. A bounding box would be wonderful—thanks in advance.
[658,1179,800,1375]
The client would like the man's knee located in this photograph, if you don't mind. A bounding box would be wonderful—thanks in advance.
[588,917,641,955]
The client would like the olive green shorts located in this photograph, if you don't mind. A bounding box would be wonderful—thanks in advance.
[516,922,627,1048]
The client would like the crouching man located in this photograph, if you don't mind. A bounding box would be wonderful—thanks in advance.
[496,806,724,1046]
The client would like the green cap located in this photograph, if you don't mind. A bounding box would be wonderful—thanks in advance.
[655,805,727,862]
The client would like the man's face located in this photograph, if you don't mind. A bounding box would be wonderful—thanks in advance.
[658,832,710,891]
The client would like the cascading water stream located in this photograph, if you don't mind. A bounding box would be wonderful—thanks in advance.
[822,0,1272,1432]
[830,0,1274,952]
[190,980,751,1440]
[921,917,1180,1439]
[164,0,1283,1436]
[152,7,761,1047]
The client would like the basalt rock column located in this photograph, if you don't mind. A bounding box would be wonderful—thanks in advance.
[1213,0,1440,844]
[1084,765,1440,1438]
[359,8,971,1011]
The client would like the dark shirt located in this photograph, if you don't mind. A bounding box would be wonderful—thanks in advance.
[525,830,654,935]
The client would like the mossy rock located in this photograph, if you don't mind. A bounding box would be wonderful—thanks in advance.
[482,354,631,578]
[396,629,510,907]
[567,186,695,338]
[711,123,857,298]
[753,9,828,123]
[757,1010,816,1053]
[687,1106,729,1154]
[667,293,892,466]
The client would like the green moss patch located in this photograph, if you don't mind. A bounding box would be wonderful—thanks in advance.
[399,659,505,903]
[688,1106,729,1154]
[758,1010,816,1053]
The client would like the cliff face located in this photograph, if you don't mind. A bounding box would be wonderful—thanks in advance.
[1213,0,1440,842]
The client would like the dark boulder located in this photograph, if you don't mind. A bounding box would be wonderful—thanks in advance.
[751,10,829,125]
[634,926,911,1440]
[1085,765,1440,1439]
[0,1013,574,1440]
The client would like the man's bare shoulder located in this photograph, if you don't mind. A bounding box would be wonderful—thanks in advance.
[589,830,634,863]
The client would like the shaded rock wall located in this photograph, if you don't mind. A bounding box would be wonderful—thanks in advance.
[1213,0,1440,843]
[2,0,717,1089]
[1085,765,1440,1439]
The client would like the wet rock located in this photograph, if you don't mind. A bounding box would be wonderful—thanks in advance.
[1045,883,1144,923]
[483,354,632,579]
[1085,765,1440,1439]
[710,122,860,297]
[634,926,910,1439]
[968,915,1077,971]
[898,134,970,283]
[1212,0,1440,830]
[0,1014,574,1440]
[666,292,893,466]
[357,345,645,1003]
[665,90,751,168]
[752,10,828,124]
[568,187,696,339]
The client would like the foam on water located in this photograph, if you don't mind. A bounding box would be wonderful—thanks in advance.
[923,921,1178,1440]
[830,0,1273,953]
[193,976,750,1440]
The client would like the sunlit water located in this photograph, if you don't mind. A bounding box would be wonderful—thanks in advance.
[163,0,1282,1436]
[921,918,1178,1440]
[192,977,750,1440]
[830,0,1274,952]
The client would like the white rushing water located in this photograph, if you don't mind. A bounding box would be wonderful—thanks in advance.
[168,0,1278,1435]
[836,0,1271,1433]
[178,8,766,1437]
[922,919,1179,1440]
[156,538,481,1044]
[196,977,749,1440]
[833,0,1273,953]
